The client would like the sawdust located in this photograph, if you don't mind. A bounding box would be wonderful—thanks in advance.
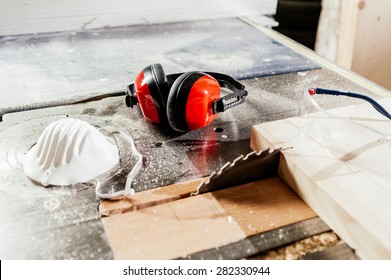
[249,231,341,260]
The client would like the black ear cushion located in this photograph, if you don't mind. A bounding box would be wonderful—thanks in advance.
[150,64,168,94]
[167,71,205,132]
[144,63,170,125]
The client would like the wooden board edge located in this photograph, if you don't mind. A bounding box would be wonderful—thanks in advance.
[250,118,391,259]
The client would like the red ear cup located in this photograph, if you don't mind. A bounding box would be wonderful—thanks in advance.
[167,72,220,132]
[133,64,169,124]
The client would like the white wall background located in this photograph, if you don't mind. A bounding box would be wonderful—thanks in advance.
[0,0,277,35]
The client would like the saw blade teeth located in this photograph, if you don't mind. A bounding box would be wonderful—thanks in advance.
[218,161,231,174]
[192,180,207,196]
[231,154,244,166]
[243,151,256,161]
[192,148,281,195]
[207,171,216,183]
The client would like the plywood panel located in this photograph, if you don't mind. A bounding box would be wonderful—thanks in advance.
[99,179,204,216]
[101,177,316,259]
[251,98,391,259]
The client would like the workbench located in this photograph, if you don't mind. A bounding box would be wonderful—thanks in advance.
[0,17,388,260]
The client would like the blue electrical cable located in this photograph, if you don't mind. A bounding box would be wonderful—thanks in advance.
[308,88,391,121]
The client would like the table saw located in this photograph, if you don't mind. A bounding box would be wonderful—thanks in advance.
[1,14,389,260]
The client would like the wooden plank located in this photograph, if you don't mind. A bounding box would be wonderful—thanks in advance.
[315,0,360,69]
[0,0,277,36]
[99,178,204,216]
[241,17,390,98]
[351,0,391,91]
[314,0,341,62]
[315,0,391,91]
[336,0,361,69]
[101,177,317,259]
[251,98,391,259]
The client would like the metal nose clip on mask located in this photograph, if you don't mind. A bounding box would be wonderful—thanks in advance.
[23,118,142,199]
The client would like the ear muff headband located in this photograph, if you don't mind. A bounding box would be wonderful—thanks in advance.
[166,72,247,113]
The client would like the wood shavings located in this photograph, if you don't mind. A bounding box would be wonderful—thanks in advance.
[248,231,341,260]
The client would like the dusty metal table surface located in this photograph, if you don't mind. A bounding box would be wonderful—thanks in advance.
[0,18,387,259]
[0,17,319,114]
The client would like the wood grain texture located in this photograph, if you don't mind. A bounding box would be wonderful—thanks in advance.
[99,178,204,216]
[314,0,341,62]
[351,0,391,91]
[251,98,391,259]
[336,0,360,68]
[315,0,361,68]
[101,177,316,259]
[315,0,391,90]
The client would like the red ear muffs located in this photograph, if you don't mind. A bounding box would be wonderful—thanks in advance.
[126,64,169,125]
[126,64,247,132]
